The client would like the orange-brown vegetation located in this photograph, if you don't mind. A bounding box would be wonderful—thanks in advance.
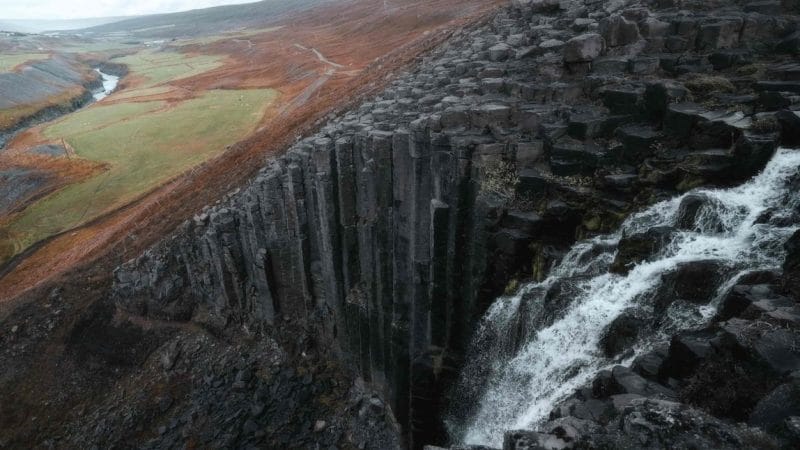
[0,0,504,303]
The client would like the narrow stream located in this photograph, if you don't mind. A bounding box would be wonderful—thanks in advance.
[93,69,119,101]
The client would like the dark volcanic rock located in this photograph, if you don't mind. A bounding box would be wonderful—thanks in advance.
[675,193,727,232]
[656,260,726,310]
[610,226,675,275]
[749,380,800,431]
[101,0,800,447]
[563,33,604,63]
[784,230,800,297]
[600,311,645,357]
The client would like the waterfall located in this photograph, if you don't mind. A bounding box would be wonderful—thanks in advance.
[450,148,800,447]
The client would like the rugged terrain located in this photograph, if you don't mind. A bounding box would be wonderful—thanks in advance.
[3,0,800,449]
[0,0,500,297]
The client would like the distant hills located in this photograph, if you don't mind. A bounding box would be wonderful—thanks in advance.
[76,0,333,38]
[0,17,130,34]
[0,0,333,37]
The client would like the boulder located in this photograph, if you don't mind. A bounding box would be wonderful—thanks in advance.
[568,110,607,140]
[663,102,706,140]
[691,110,750,150]
[549,137,604,176]
[600,15,641,47]
[716,284,777,321]
[784,230,800,297]
[679,149,736,182]
[611,226,676,275]
[503,429,568,450]
[489,43,512,62]
[599,311,646,357]
[629,57,659,75]
[708,49,753,71]
[696,20,742,51]
[539,39,566,54]
[675,193,726,232]
[720,318,800,376]
[632,346,669,380]
[777,110,800,146]
[515,141,544,168]
[758,91,794,111]
[749,381,800,431]
[660,330,718,380]
[777,30,800,54]
[615,125,660,163]
[601,85,645,116]
[657,260,725,308]
[609,366,677,399]
[609,399,780,448]
[591,56,630,74]
[563,33,604,63]
[732,133,777,181]
[644,80,690,120]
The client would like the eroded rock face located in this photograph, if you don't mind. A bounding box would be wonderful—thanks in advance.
[110,0,800,445]
[784,230,800,297]
[563,33,604,63]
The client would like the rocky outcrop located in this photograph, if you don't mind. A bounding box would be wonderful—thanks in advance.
[0,55,102,148]
[112,0,800,446]
[515,268,800,450]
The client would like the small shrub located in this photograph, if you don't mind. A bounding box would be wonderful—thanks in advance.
[686,75,735,95]
[480,160,519,202]
[750,116,780,134]
[504,278,519,295]
[736,64,762,76]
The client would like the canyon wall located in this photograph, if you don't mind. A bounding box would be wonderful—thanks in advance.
[112,0,800,445]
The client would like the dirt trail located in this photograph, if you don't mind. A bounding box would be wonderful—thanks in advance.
[0,0,505,303]
[294,43,346,69]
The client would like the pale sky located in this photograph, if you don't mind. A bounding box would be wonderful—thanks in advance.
[0,0,261,20]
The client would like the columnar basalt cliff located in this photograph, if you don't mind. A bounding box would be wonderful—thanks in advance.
[112,0,800,447]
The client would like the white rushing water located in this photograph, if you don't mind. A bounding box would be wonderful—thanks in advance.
[93,69,119,101]
[451,148,800,447]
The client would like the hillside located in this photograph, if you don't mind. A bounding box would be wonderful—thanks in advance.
[0,0,500,299]
[77,0,333,38]
[0,17,129,34]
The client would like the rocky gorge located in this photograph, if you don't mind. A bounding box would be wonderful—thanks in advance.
[4,0,800,448]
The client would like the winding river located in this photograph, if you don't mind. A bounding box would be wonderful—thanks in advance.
[92,69,120,101]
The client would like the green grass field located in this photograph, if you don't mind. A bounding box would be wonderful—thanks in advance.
[43,101,166,137]
[54,40,139,54]
[112,49,223,88]
[0,53,50,72]
[111,86,172,101]
[3,88,277,256]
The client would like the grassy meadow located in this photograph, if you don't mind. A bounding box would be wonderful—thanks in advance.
[113,49,223,88]
[0,46,278,263]
[3,88,276,256]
